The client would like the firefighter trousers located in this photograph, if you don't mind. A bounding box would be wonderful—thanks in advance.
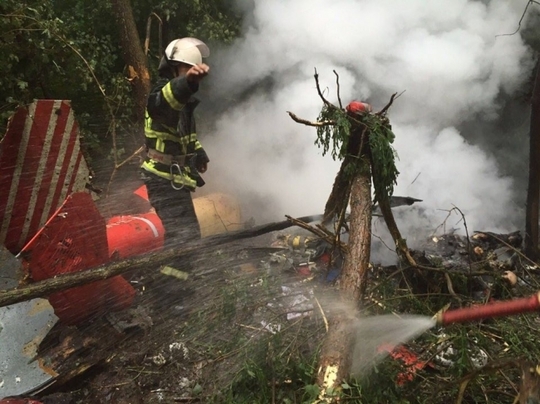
[143,175,201,248]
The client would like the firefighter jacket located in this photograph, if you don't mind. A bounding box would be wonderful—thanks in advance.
[141,76,209,190]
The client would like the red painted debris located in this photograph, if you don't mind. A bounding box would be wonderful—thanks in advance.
[0,399,43,404]
[133,184,149,201]
[318,252,331,265]
[346,101,372,115]
[296,263,312,276]
[19,192,135,325]
[378,343,431,385]
[0,100,90,253]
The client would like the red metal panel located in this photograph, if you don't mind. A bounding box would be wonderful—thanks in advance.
[0,100,90,254]
[1,101,54,252]
[10,100,56,249]
[19,192,135,325]
[24,101,71,247]
[45,116,80,222]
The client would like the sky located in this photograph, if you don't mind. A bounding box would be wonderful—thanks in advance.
[200,0,536,253]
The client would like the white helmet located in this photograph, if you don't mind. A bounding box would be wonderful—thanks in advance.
[164,37,210,66]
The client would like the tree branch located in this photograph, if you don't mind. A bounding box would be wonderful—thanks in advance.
[287,111,335,127]
[314,68,334,108]
[497,0,539,37]
[376,92,398,116]
[285,215,348,254]
[144,12,162,56]
[333,70,343,109]
[0,215,323,308]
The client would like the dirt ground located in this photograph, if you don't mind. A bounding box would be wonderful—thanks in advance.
[32,235,325,403]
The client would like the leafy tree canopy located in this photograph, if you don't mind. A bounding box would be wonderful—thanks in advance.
[0,0,241,153]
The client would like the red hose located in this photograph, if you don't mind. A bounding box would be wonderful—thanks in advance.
[437,292,540,326]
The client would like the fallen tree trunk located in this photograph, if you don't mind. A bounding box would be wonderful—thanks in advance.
[0,215,321,308]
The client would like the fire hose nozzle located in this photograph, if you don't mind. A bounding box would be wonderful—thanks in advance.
[434,311,444,326]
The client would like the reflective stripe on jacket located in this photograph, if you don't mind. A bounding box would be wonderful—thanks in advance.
[141,76,209,190]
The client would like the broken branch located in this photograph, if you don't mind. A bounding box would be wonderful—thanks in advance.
[314,68,334,108]
[287,111,335,127]
[0,215,323,308]
[285,215,348,253]
[333,70,343,109]
[376,92,398,116]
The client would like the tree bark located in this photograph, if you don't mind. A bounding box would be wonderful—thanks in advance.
[316,170,372,400]
[110,0,151,129]
[316,123,372,400]
[340,172,373,301]
[525,59,540,262]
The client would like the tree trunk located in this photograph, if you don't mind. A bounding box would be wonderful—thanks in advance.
[525,59,540,261]
[316,170,372,400]
[316,122,372,400]
[110,0,151,129]
[340,172,373,301]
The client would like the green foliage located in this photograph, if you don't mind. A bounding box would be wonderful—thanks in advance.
[315,105,352,160]
[0,0,130,151]
[363,114,400,202]
[315,104,399,203]
[0,0,241,156]
[0,1,55,127]
[134,0,242,67]
[360,263,540,404]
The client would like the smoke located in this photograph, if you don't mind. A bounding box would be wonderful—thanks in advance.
[200,0,535,251]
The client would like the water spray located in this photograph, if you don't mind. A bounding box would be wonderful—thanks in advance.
[435,292,540,326]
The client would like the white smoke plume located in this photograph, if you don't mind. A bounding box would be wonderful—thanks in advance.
[201,0,535,252]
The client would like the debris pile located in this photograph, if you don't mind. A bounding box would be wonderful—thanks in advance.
[3,222,539,403]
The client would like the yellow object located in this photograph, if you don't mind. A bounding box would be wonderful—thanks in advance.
[160,265,189,280]
[193,193,243,237]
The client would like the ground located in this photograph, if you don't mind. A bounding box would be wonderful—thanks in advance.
[24,225,540,404]
[33,237,327,403]
[6,165,540,403]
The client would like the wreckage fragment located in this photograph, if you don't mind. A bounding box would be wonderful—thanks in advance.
[0,247,58,399]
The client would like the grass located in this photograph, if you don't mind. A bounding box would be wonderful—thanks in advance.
[61,235,540,403]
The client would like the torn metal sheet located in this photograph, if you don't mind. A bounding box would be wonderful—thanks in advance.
[0,299,58,399]
[0,247,58,399]
[0,246,21,290]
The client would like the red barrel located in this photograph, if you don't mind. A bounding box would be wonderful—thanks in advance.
[106,213,165,259]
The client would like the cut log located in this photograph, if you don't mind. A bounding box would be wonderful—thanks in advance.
[0,215,321,308]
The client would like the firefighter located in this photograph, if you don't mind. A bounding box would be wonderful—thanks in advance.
[141,37,211,246]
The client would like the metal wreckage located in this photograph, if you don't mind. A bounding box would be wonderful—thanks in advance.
[0,100,537,403]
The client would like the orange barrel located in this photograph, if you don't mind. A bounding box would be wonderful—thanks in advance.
[106,213,165,259]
